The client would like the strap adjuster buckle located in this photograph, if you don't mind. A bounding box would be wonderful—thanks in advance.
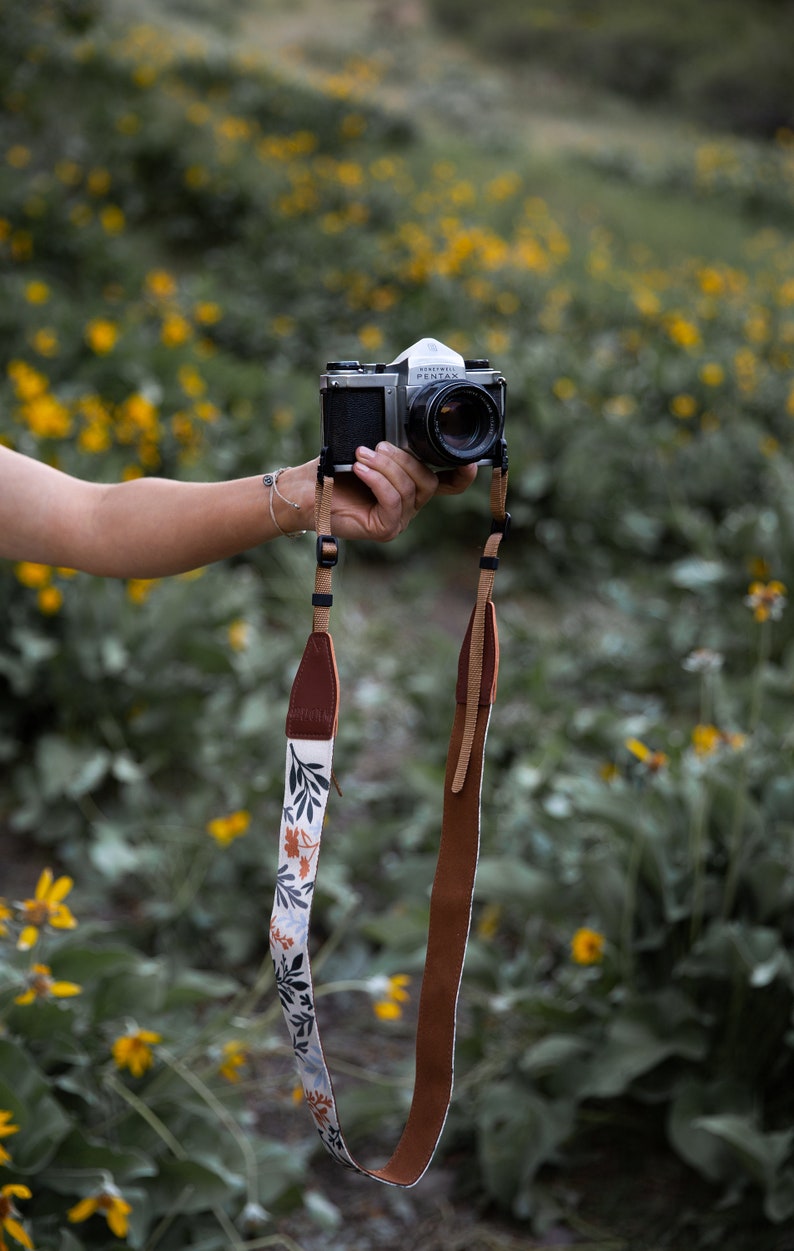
[316,534,339,568]
[490,511,512,541]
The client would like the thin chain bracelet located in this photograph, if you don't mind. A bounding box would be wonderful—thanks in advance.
[263,469,308,539]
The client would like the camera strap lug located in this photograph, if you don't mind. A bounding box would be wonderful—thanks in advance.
[270,457,509,1187]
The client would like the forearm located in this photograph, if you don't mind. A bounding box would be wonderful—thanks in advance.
[0,446,316,578]
[84,471,314,577]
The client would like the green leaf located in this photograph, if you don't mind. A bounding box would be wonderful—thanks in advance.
[474,857,557,910]
[43,1128,157,1190]
[146,1158,244,1216]
[693,1113,793,1189]
[583,992,707,1098]
[0,1038,72,1171]
[668,1079,753,1183]
[475,1084,575,1209]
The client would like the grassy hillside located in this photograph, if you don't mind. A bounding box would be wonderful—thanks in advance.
[427,0,794,137]
[4,2,794,1247]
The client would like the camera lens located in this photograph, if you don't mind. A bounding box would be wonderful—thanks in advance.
[406,382,501,467]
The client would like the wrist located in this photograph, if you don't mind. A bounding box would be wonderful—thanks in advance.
[265,465,314,536]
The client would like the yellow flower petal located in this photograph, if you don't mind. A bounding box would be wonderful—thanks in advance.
[47,875,73,904]
[68,1196,99,1223]
[34,868,53,900]
[3,1216,33,1249]
[49,904,78,930]
[106,1197,132,1237]
[50,980,82,998]
[15,926,39,952]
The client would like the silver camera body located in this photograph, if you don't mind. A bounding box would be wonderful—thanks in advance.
[320,336,507,472]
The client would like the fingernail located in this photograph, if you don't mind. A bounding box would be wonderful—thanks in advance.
[376,441,392,454]
[357,445,375,460]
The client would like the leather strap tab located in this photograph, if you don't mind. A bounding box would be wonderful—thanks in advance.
[285,631,339,740]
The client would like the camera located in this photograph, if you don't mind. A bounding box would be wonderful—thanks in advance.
[320,336,506,472]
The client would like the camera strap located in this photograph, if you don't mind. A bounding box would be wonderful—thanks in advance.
[270,452,509,1186]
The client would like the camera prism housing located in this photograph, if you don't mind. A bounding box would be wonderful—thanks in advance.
[320,336,507,472]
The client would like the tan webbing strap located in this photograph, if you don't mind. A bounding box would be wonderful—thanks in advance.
[312,472,336,634]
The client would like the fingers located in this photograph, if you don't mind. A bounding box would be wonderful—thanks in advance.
[351,443,440,539]
[435,464,478,496]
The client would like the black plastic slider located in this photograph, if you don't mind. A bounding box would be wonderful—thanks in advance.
[312,592,334,608]
[317,446,335,481]
[480,555,500,571]
[316,535,339,568]
[490,511,512,541]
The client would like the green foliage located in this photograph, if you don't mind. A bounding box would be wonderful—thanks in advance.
[6,0,794,1245]
[0,877,314,1249]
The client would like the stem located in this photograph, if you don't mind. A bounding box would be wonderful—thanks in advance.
[160,1048,259,1204]
[689,780,711,944]
[620,830,643,989]
[722,621,769,919]
[104,1072,188,1160]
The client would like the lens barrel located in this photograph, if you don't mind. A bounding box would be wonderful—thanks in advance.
[406,381,501,468]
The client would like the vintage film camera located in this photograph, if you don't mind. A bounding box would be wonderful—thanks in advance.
[320,337,506,472]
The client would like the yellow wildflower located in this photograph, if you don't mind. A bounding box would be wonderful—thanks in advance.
[0,1184,33,1250]
[99,205,125,235]
[16,868,77,951]
[15,963,82,1004]
[218,1040,248,1083]
[358,324,383,353]
[745,580,787,623]
[625,737,668,773]
[670,393,697,420]
[0,901,11,939]
[31,328,59,357]
[0,1111,20,1166]
[665,314,701,349]
[6,145,31,169]
[126,578,160,605]
[369,973,411,1021]
[112,1028,162,1078]
[571,928,605,965]
[86,167,111,196]
[178,365,205,397]
[23,393,72,438]
[85,318,118,355]
[24,280,49,305]
[68,1183,132,1239]
[7,360,47,401]
[194,301,221,324]
[692,724,745,755]
[227,619,250,652]
[699,362,724,387]
[145,269,176,299]
[15,562,51,589]
[160,313,191,347]
[692,724,721,756]
[552,377,577,401]
[37,585,63,615]
[207,810,251,848]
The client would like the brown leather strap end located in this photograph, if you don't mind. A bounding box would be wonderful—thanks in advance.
[286,631,339,740]
[455,602,499,707]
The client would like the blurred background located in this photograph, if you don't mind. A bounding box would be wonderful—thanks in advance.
[3,1,794,1248]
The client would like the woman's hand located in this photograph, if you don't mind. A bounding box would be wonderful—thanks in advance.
[330,443,477,542]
